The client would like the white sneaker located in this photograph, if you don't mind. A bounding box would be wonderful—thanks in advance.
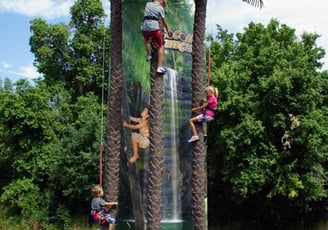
[156,66,168,74]
[146,54,152,61]
[188,135,199,142]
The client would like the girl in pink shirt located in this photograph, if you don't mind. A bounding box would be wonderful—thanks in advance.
[188,85,218,142]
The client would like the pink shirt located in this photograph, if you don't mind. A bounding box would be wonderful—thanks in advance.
[205,95,217,117]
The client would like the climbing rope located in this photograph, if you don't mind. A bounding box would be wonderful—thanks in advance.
[99,18,107,186]
[207,45,211,86]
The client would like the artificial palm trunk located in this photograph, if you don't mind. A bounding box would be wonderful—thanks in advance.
[105,0,122,218]
[191,0,208,229]
[146,48,165,230]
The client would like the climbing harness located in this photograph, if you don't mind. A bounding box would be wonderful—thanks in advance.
[90,210,107,225]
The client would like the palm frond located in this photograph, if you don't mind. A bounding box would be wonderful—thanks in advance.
[242,0,264,8]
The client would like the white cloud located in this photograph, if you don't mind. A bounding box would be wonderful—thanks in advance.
[0,0,74,19]
[0,0,110,83]
[0,62,40,80]
[18,65,40,79]
[206,0,328,35]
[0,0,111,20]
[206,0,328,69]
[1,60,11,69]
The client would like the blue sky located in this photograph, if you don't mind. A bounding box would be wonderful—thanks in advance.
[0,0,110,83]
[1,0,327,83]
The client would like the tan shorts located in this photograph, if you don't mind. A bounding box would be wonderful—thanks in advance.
[132,133,149,148]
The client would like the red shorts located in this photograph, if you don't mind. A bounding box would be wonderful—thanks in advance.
[141,30,164,48]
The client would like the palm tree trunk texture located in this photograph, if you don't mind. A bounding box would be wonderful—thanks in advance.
[191,0,208,229]
[105,0,122,206]
[146,50,165,230]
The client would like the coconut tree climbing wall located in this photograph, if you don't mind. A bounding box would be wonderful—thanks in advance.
[120,0,195,224]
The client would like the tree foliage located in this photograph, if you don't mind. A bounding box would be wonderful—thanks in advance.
[0,78,103,228]
[29,0,109,101]
[1,2,328,228]
[0,1,107,228]
[207,19,328,228]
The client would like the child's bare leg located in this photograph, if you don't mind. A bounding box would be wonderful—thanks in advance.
[129,135,139,163]
[108,223,114,230]
[157,45,164,67]
[144,40,151,56]
[189,117,198,137]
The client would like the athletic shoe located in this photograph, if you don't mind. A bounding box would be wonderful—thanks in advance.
[146,54,152,61]
[156,66,168,74]
[188,135,199,142]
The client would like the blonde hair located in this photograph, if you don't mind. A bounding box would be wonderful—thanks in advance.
[205,85,218,98]
[91,185,103,197]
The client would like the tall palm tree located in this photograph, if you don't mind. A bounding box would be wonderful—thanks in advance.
[190,1,208,229]
[146,45,165,230]
[105,0,122,215]
[191,0,264,229]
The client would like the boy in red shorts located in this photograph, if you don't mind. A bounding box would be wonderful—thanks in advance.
[141,0,169,74]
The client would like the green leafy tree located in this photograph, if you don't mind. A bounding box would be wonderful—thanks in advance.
[30,0,109,101]
[191,0,263,229]
[0,77,14,92]
[207,19,328,228]
[0,79,66,227]
[69,0,108,97]
[1,0,109,228]
[0,80,63,182]
[29,19,71,85]
[48,92,103,214]
[0,79,102,228]
[0,178,43,229]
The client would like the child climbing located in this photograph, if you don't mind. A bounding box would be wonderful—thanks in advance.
[188,85,218,143]
[123,108,150,163]
[141,0,169,74]
[90,185,118,230]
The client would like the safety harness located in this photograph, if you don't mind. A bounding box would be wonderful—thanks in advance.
[90,210,107,225]
[144,16,159,21]
[202,106,217,122]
